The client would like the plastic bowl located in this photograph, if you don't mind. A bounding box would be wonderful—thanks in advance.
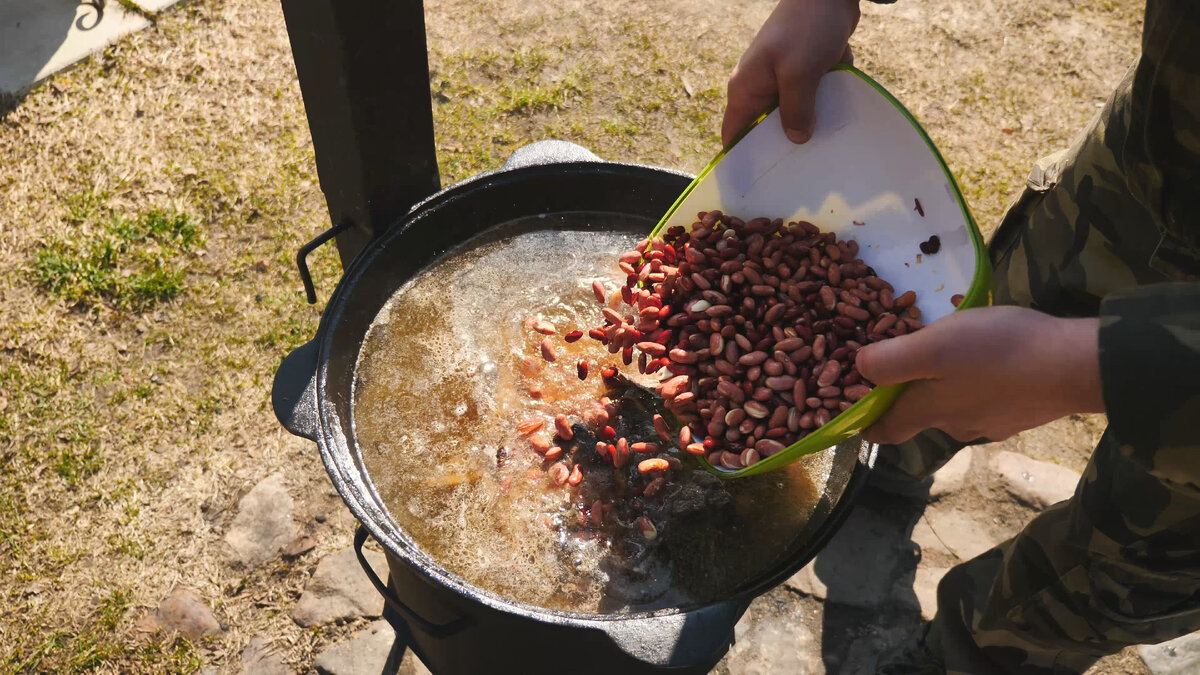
[648,65,993,478]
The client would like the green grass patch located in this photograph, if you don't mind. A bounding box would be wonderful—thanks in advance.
[0,493,25,561]
[3,588,201,673]
[256,314,314,353]
[53,445,102,483]
[34,208,202,312]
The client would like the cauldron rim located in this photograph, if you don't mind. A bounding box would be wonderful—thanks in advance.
[280,157,875,629]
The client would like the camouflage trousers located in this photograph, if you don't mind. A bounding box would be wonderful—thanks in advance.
[880,61,1200,673]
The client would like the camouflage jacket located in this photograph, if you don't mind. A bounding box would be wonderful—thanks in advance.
[1093,1,1200,484]
[873,1,1200,480]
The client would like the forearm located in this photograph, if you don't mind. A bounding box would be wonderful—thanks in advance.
[1053,317,1105,415]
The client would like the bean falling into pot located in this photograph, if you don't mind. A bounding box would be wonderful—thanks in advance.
[530,210,921,487]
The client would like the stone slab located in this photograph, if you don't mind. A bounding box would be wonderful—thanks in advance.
[929,446,975,499]
[240,637,292,675]
[725,608,822,675]
[785,507,912,608]
[314,620,396,675]
[910,514,949,557]
[137,586,221,641]
[0,0,149,95]
[990,451,1081,510]
[292,547,388,627]
[912,566,944,621]
[225,474,297,566]
[1139,631,1200,675]
[924,504,1002,562]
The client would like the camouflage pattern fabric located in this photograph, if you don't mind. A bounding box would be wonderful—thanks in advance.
[877,1,1200,672]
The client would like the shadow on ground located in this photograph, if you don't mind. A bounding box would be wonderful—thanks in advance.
[811,490,929,674]
[1,0,109,117]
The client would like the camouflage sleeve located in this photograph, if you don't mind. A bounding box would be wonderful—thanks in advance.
[1099,283,1200,482]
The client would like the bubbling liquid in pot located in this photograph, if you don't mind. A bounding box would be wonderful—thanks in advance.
[354,214,835,614]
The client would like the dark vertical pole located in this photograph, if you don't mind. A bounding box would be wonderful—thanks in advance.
[279,0,440,267]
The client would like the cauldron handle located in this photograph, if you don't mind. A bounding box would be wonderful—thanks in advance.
[500,140,602,171]
[600,598,749,670]
[272,339,319,441]
[355,525,472,639]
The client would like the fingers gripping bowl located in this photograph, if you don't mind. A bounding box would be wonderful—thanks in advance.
[652,65,992,478]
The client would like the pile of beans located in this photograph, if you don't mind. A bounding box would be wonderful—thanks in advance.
[573,211,923,470]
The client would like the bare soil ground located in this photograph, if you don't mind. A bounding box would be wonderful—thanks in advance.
[0,0,1145,671]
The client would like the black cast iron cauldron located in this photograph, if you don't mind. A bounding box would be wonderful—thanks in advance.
[272,141,877,675]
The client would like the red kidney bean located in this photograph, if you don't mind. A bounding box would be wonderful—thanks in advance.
[643,476,666,497]
[549,462,569,485]
[816,360,842,388]
[540,337,556,362]
[636,516,658,539]
[517,418,544,435]
[775,337,804,351]
[557,211,922,481]
[743,401,769,419]
[814,409,832,427]
[612,438,631,469]
[844,384,871,401]
[552,414,573,440]
[765,375,796,391]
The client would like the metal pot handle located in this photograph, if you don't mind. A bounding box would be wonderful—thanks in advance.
[354,525,472,639]
[600,597,748,669]
[272,339,320,441]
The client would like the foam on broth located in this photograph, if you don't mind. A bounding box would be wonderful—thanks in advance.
[354,213,835,614]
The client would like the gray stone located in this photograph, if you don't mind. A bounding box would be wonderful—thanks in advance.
[785,507,910,608]
[929,446,975,499]
[142,586,221,640]
[240,637,292,675]
[1139,631,1200,674]
[893,564,948,621]
[292,547,388,627]
[924,503,1002,561]
[395,649,433,675]
[785,561,828,600]
[225,474,297,566]
[840,625,917,675]
[725,611,822,675]
[282,535,316,559]
[990,451,1081,510]
[910,514,949,556]
[0,0,149,95]
[314,620,396,675]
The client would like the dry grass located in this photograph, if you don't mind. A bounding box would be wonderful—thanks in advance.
[0,0,1142,671]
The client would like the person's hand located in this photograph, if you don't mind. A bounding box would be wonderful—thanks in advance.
[855,307,1105,445]
[722,0,861,146]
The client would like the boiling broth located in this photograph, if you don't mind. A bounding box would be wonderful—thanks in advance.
[354,214,834,614]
